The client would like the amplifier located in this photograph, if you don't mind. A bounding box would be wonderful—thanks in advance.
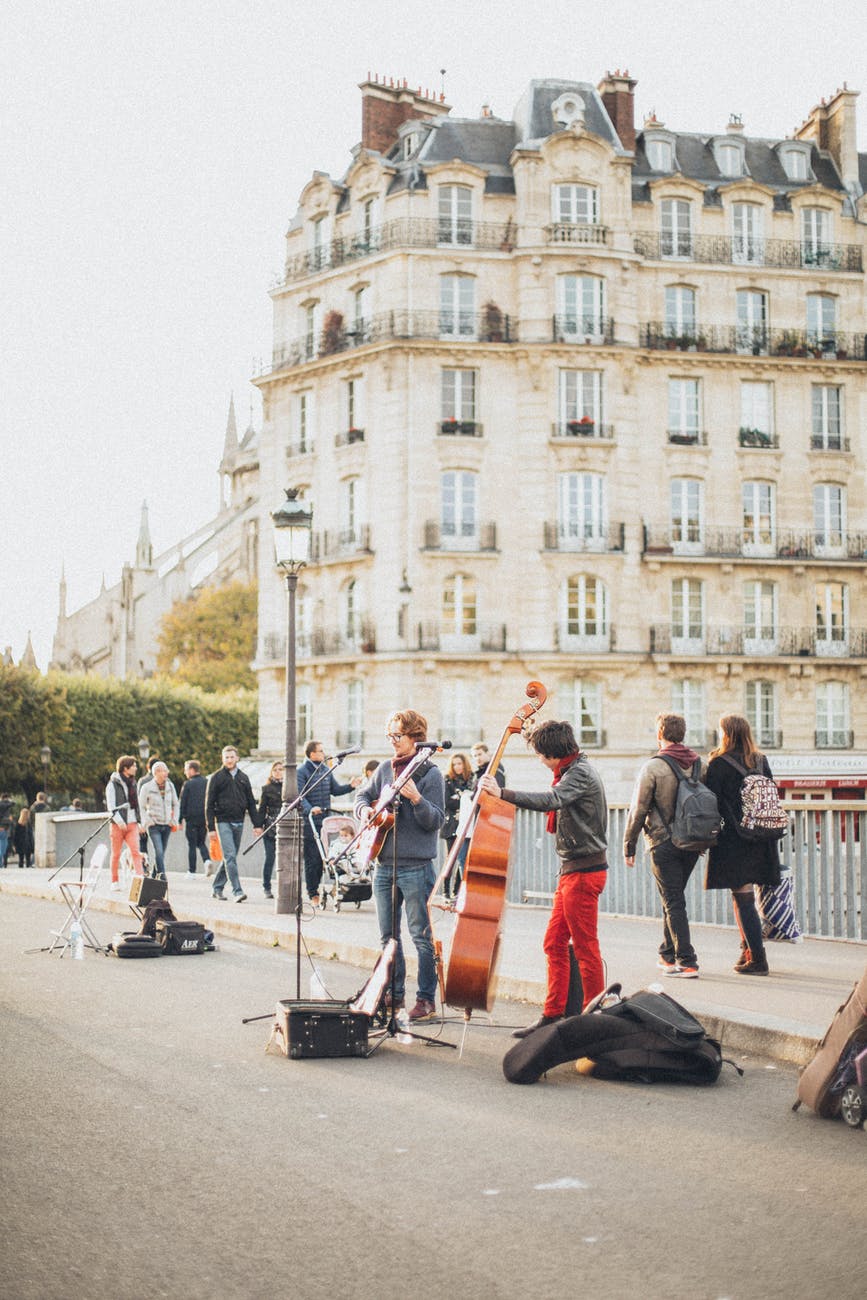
[274,999,369,1059]
[129,876,168,905]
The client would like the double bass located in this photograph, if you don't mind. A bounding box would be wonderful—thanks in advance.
[430,680,546,1015]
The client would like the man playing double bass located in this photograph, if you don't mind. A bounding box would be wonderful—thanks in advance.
[479,719,608,1037]
[355,710,445,1023]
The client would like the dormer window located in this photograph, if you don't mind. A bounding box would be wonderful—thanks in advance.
[714,141,743,177]
[403,132,419,160]
[647,139,672,170]
[777,142,812,182]
[551,92,586,129]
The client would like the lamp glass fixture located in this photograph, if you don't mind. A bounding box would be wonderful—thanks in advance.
[271,489,313,567]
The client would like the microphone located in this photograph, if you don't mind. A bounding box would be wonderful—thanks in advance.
[330,745,362,761]
[415,739,452,752]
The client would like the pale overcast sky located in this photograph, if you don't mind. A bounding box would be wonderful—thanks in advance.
[2,0,865,669]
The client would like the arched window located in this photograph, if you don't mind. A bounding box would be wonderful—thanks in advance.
[660,199,692,258]
[438,185,473,246]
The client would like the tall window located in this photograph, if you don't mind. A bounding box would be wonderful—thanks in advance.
[732,203,764,265]
[664,286,696,337]
[574,680,603,747]
[439,679,481,745]
[743,580,778,650]
[311,214,331,268]
[742,481,776,554]
[296,585,311,655]
[303,303,319,361]
[740,381,773,440]
[442,574,477,636]
[346,376,364,432]
[806,294,837,346]
[816,682,850,748]
[811,386,843,450]
[801,208,831,263]
[668,378,701,440]
[815,582,848,655]
[558,370,602,425]
[661,199,692,258]
[813,483,845,554]
[736,289,769,352]
[671,578,704,648]
[345,680,364,746]
[441,470,478,545]
[297,684,313,748]
[746,681,778,748]
[353,286,370,340]
[562,575,608,647]
[294,392,313,455]
[670,478,703,550]
[440,274,475,337]
[361,197,377,248]
[553,184,599,224]
[342,578,360,643]
[671,679,706,747]
[557,275,606,339]
[558,472,607,549]
[441,369,477,424]
[438,185,472,245]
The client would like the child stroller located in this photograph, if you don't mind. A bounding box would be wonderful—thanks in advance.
[310,813,373,912]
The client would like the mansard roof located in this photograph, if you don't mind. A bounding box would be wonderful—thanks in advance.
[632,131,847,201]
[511,79,623,151]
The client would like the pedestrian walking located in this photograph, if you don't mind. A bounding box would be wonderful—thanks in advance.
[106,756,144,889]
[13,808,34,868]
[139,761,179,880]
[205,746,262,902]
[178,760,211,875]
[257,761,284,899]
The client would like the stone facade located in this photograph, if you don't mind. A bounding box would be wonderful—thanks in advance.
[51,399,260,679]
[252,73,867,796]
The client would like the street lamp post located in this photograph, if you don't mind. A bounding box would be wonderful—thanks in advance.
[40,745,51,802]
[137,736,151,764]
[270,490,313,945]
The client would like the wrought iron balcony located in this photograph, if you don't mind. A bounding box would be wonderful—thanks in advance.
[633,231,863,273]
[437,419,483,437]
[554,623,617,653]
[738,428,780,449]
[414,621,507,653]
[756,730,783,751]
[275,217,517,286]
[286,437,315,458]
[552,315,616,345]
[545,223,609,246]
[815,730,854,749]
[640,322,867,359]
[335,427,365,447]
[422,521,498,551]
[578,729,607,749]
[810,433,851,452]
[543,521,625,553]
[297,621,377,658]
[309,526,372,562]
[642,525,867,560]
[667,429,708,446]
[649,624,867,658]
[550,420,614,441]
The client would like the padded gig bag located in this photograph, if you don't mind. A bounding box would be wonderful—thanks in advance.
[155,919,206,955]
[111,931,163,958]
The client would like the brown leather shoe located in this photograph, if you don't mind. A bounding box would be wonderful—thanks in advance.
[407,998,437,1022]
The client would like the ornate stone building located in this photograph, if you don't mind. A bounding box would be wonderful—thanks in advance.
[51,399,260,679]
[252,73,867,795]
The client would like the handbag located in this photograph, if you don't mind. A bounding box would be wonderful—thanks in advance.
[208,830,223,862]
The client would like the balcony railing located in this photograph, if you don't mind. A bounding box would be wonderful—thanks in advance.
[415,622,507,653]
[643,525,867,560]
[422,521,498,551]
[275,217,517,286]
[667,429,708,446]
[552,315,616,345]
[438,419,483,437]
[545,223,608,246]
[335,427,365,448]
[738,428,780,449]
[633,231,863,272]
[649,624,867,657]
[554,623,617,653]
[815,730,854,749]
[550,420,614,441]
[640,322,867,360]
[810,433,851,452]
[297,622,377,658]
[543,521,625,553]
[309,526,372,562]
[286,437,314,458]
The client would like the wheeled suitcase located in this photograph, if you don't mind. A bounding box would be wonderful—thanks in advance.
[272,999,370,1059]
[793,963,867,1118]
[111,931,163,958]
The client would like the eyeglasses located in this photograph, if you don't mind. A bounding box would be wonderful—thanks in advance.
[385,732,404,742]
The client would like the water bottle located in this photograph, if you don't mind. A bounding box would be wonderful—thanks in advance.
[309,967,327,1000]
[70,919,84,960]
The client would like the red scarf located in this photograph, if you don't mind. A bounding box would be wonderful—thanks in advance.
[546,752,579,833]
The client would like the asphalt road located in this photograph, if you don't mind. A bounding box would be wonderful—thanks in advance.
[0,894,862,1300]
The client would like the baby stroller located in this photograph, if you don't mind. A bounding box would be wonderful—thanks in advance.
[310,813,373,912]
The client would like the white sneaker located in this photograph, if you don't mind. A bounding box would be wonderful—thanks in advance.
[109,882,122,892]
[205,861,215,878]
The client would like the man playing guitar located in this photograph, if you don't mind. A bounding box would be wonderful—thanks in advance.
[355,710,445,1022]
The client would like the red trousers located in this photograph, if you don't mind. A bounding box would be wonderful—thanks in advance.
[110,821,143,882]
[543,868,607,1014]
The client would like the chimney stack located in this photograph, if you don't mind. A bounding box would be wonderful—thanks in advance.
[794,84,860,188]
[598,69,637,152]
[359,73,450,155]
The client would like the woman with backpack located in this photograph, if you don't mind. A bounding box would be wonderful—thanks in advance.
[705,714,782,976]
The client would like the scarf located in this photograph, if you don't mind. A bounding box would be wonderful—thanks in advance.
[546,752,579,833]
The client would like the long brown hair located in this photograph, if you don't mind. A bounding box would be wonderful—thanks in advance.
[446,753,470,781]
[710,714,759,767]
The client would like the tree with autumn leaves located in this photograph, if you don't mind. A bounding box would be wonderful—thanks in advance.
[156,581,257,693]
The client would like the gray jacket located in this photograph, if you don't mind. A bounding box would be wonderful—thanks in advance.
[623,749,699,856]
[354,759,445,866]
[500,754,608,872]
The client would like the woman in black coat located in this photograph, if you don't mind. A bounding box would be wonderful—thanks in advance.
[440,753,473,901]
[705,714,781,976]
[13,809,35,868]
[257,762,284,899]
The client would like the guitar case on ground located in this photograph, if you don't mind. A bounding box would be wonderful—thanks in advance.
[110,931,163,958]
[793,962,867,1119]
[503,986,723,1086]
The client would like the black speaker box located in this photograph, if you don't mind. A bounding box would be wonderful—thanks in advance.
[129,876,168,905]
[274,1000,369,1059]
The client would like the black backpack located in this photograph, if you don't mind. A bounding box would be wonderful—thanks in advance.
[656,754,722,853]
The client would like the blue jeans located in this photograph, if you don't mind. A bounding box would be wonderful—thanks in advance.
[213,822,244,896]
[373,862,437,1003]
[148,824,172,876]
[0,828,8,865]
[262,828,276,891]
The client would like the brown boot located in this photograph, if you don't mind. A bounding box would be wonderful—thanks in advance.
[735,950,769,976]
[733,941,750,971]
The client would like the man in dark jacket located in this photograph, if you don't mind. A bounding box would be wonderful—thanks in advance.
[205,746,262,902]
[297,740,359,905]
[479,719,608,1035]
[0,794,15,867]
[179,760,211,876]
[623,713,701,978]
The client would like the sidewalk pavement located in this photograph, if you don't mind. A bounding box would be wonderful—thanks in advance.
[3,867,864,1066]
